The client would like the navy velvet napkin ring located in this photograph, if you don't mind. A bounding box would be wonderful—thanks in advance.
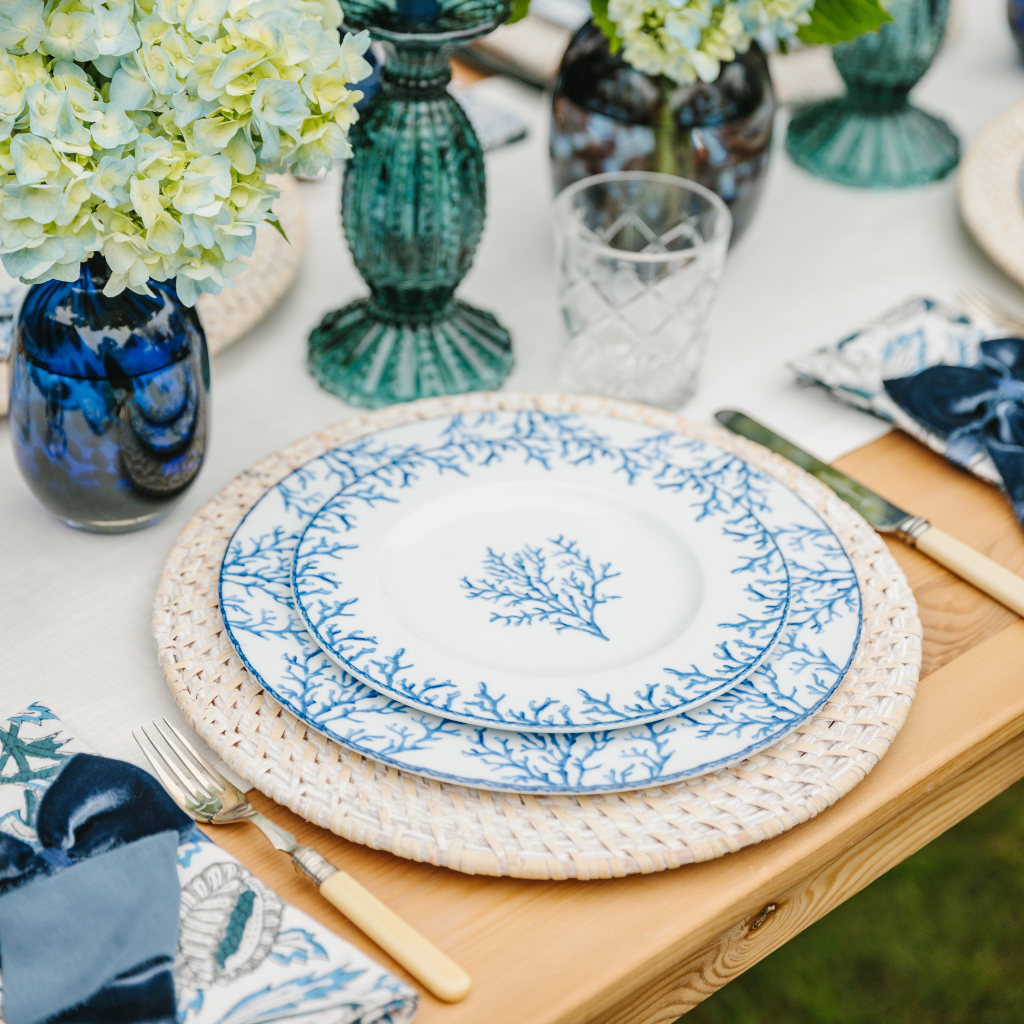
[883,338,1024,525]
[0,753,192,1024]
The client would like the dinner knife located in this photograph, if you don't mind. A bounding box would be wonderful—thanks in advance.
[715,410,1024,617]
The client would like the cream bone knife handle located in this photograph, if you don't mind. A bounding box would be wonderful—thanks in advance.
[911,524,1024,617]
[292,847,471,1002]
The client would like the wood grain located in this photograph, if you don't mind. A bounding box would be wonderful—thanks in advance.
[200,431,1024,1024]
[585,728,1024,1024]
[835,431,1021,675]
[915,525,1024,617]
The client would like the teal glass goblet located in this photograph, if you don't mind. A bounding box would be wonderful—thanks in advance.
[785,0,959,188]
[308,0,514,408]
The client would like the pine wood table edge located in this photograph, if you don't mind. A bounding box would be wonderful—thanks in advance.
[584,725,1024,1024]
[196,431,1024,1024]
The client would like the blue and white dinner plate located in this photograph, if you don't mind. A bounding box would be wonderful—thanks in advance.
[219,411,862,794]
[290,414,791,732]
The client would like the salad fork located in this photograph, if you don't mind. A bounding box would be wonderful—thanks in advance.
[135,719,471,1003]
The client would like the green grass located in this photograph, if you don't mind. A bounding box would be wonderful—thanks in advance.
[683,777,1024,1024]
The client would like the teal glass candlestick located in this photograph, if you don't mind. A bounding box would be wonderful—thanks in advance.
[309,0,514,408]
[785,0,958,189]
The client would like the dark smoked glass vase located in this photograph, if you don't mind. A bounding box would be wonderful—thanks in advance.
[8,255,208,532]
[550,22,775,244]
[308,0,515,408]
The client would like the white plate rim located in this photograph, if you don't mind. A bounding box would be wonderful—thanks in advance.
[218,412,863,793]
[289,424,793,732]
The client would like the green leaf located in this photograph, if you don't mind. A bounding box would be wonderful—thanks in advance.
[507,0,531,24]
[590,0,622,53]
[267,215,290,244]
[796,0,893,46]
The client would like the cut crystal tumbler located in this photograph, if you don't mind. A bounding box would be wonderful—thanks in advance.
[553,171,731,409]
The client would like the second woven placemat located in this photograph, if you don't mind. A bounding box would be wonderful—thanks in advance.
[959,99,1024,291]
[197,173,306,356]
[153,393,921,880]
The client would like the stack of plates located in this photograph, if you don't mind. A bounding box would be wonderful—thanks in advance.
[219,407,863,796]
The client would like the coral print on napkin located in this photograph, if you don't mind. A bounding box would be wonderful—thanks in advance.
[0,704,418,1024]
[789,296,1008,485]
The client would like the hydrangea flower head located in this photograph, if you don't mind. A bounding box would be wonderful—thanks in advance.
[607,0,814,86]
[0,0,371,303]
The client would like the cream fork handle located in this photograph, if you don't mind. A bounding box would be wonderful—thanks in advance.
[319,870,471,1003]
[245,824,471,1002]
[914,526,1024,617]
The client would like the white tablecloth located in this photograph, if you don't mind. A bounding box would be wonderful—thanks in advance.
[2,0,1022,770]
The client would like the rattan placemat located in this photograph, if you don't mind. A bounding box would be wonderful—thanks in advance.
[153,393,921,880]
[959,99,1024,291]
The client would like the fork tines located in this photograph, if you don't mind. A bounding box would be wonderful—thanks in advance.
[134,719,227,812]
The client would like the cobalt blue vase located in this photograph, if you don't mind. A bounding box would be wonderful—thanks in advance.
[8,255,209,533]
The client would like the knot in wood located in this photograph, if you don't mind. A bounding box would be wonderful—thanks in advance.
[749,903,778,932]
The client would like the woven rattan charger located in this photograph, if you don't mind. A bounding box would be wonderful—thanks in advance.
[959,99,1024,290]
[153,392,922,880]
[196,173,306,356]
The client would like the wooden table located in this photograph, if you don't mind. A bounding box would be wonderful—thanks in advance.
[201,431,1024,1023]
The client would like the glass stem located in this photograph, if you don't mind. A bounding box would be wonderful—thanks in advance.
[395,0,438,17]
[654,78,676,176]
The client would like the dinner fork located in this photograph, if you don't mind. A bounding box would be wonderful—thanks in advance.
[135,719,471,1003]
[957,286,1024,334]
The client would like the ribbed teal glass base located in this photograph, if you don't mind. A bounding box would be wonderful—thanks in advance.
[309,0,513,408]
[786,99,959,188]
[307,298,513,408]
[785,0,957,189]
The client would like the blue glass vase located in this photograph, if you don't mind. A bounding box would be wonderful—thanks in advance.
[8,256,209,533]
[308,0,514,408]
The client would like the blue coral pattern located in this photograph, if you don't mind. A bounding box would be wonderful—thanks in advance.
[289,413,792,731]
[0,707,418,1024]
[219,412,862,792]
[462,538,621,641]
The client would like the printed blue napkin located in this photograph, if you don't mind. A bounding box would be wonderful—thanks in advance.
[789,296,1007,488]
[0,705,419,1024]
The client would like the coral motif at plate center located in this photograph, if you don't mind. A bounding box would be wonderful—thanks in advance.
[461,536,621,641]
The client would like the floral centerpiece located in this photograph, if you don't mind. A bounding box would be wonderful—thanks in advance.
[547,0,894,240]
[526,0,892,85]
[0,0,371,303]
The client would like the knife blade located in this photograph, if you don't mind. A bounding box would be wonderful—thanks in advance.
[715,409,1024,618]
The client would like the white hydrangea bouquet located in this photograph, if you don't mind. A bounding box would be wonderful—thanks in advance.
[0,0,371,303]
[514,0,892,87]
